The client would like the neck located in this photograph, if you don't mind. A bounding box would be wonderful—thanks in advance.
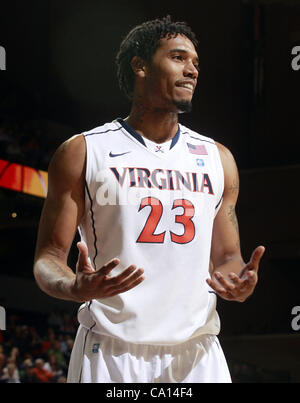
[125,97,179,144]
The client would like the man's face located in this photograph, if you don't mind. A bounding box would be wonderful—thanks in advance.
[143,34,199,113]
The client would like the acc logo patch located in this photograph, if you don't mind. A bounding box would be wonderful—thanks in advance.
[196,159,205,167]
[92,343,100,353]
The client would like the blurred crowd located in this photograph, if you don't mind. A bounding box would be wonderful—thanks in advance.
[0,118,54,170]
[0,308,292,383]
[0,309,77,383]
[229,359,290,383]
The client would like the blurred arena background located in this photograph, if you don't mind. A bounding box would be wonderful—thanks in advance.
[0,0,300,382]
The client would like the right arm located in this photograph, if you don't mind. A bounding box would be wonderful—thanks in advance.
[33,134,87,301]
[33,134,144,303]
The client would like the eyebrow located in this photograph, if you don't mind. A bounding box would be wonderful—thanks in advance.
[169,48,199,63]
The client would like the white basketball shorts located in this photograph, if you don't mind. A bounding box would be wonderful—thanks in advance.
[67,325,231,383]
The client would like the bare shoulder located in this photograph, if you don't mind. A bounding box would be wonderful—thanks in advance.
[48,134,86,194]
[215,141,239,197]
[50,134,86,170]
[215,141,236,165]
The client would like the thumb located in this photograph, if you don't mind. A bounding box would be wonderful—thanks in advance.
[248,245,266,272]
[76,242,95,274]
[239,245,265,279]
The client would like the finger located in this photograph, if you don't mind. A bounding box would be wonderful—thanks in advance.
[228,270,257,291]
[106,269,144,291]
[105,265,138,286]
[215,272,246,299]
[97,258,121,276]
[245,270,257,285]
[209,272,247,299]
[77,241,88,262]
[207,278,245,301]
[76,242,95,273]
[206,279,235,301]
[228,272,243,287]
[247,245,265,272]
[118,268,144,287]
[206,278,231,298]
[213,272,236,293]
[107,271,145,297]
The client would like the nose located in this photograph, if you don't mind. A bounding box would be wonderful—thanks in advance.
[184,60,198,80]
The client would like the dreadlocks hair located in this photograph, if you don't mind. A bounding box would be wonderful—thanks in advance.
[115,15,198,100]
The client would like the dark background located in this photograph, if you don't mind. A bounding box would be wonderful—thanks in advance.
[0,0,300,381]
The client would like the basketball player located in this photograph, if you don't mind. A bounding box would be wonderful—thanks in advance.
[33,16,265,383]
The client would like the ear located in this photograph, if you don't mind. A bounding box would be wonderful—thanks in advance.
[130,56,147,78]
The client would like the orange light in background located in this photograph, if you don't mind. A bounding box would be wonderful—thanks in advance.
[0,159,48,198]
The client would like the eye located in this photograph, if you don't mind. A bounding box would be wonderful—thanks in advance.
[172,54,184,61]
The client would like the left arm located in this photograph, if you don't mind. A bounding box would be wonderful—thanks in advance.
[206,142,265,302]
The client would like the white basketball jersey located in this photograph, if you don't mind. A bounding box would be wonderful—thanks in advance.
[77,118,224,345]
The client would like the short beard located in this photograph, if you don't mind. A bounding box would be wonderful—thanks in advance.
[173,99,193,114]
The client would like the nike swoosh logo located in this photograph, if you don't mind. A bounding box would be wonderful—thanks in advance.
[109,151,132,158]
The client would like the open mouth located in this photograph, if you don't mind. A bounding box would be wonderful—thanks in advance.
[176,82,194,92]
